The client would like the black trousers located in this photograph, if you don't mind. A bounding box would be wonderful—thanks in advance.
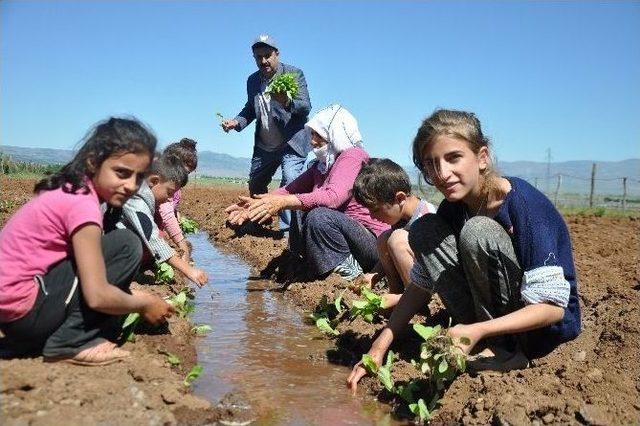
[1,229,142,357]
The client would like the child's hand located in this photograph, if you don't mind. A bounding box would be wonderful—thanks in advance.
[139,293,175,325]
[187,267,208,287]
[447,323,483,355]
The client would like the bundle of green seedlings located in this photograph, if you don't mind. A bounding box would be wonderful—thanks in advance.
[359,322,469,423]
[179,216,199,234]
[265,72,299,100]
[309,291,348,336]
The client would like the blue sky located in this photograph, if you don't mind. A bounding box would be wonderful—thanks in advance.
[2,1,639,166]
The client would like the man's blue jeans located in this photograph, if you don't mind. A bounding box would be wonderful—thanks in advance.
[249,144,307,231]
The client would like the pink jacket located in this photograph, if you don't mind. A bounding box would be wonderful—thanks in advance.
[275,147,389,236]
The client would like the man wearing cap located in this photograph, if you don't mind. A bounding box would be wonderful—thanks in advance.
[221,35,311,232]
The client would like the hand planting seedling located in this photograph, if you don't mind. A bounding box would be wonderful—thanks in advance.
[265,72,299,101]
[179,216,199,234]
[167,288,195,319]
[412,323,468,390]
[183,364,203,387]
[154,262,175,284]
[309,292,347,336]
[191,324,212,335]
[361,350,396,392]
[350,288,384,323]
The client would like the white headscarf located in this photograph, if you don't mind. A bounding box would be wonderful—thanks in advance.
[305,104,363,174]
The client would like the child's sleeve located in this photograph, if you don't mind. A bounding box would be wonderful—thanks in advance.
[157,200,185,244]
[511,198,571,308]
[120,196,175,264]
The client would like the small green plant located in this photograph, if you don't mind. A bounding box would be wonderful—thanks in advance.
[166,352,181,366]
[309,291,347,336]
[350,288,384,323]
[179,216,199,234]
[154,262,175,284]
[361,351,396,392]
[412,323,468,391]
[191,324,212,335]
[266,72,299,100]
[121,312,141,342]
[183,364,203,387]
[215,112,224,123]
[167,288,195,319]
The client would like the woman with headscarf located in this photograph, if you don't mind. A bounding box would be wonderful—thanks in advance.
[226,104,389,280]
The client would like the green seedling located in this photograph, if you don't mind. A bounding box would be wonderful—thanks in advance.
[167,288,195,319]
[215,112,225,123]
[165,352,181,366]
[183,364,203,387]
[409,398,431,423]
[191,324,212,335]
[121,312,141,342]
[158,349,181,366]
[350,288,384,323]
[179,216,199,234]
[265,72,299,100]
[308,292,347,336]
[361,351,395,392]
[412,323,468,390]
[154,262,175,284]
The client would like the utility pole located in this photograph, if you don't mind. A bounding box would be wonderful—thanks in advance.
[545,148,552,195]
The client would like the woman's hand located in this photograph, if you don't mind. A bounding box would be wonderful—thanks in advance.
[138,292,175,325]
[246,194,288,224]
[346,348,385,394]
[225,197,251,225]
[447,323,484,355]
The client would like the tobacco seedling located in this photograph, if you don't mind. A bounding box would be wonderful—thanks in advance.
[215,112,225,123]
[309,292,347,336]
[121,312,141,342]
[154,262,175,284]
[266,72,299,100]
[158,349,181,366]
[191,324,212,335]
[167,288,195,319]
[350,288,384,323]
[412,323,468,391]
[361,350,396,392]
[183,364,203,387]
[179,217,199,234]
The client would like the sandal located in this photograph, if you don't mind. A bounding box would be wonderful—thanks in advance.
[45,341,130,366]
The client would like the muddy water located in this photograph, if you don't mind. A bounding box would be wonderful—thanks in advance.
[189,232,401,425]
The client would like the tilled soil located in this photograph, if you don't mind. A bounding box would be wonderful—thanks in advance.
[0,178,221,425]
[181,184,640,425]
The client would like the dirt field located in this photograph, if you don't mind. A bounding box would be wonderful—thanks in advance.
[180,184,640,425]
[1,178,639,425]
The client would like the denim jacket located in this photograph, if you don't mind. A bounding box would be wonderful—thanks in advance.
[233,63,312,157]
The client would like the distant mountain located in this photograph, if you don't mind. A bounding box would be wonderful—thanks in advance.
[2,145,638,195]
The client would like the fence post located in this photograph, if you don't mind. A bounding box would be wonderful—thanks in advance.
[589,163,596,208]
[622,177,627,212]
[554,174,562,207]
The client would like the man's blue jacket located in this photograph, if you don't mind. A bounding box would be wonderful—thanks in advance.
[233,62,312,157]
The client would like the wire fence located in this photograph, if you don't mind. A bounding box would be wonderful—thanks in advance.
[414,165,640,212]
